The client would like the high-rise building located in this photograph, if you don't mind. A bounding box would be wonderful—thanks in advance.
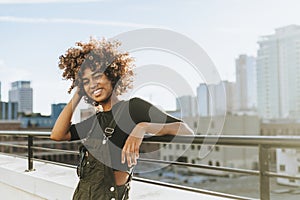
[257,25,300,119]
[9,81,33,114]
[196,81,235,116]
[176,95,198,117]
[236,55,257,111]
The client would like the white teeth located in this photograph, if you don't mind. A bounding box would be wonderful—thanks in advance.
[93,89,102,95]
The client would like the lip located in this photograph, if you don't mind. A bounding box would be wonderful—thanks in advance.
[93,88,103,96]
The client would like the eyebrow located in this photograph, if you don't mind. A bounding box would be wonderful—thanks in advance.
[82,71,103,80]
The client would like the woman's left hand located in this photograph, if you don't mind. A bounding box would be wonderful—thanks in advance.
[121,122,146,167]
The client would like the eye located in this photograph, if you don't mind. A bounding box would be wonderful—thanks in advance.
[94,72,103,78]
[83,80,89,86]
[93,72,103,79]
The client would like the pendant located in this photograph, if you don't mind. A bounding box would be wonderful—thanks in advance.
[103,136,107,144]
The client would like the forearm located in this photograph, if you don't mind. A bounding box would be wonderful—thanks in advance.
[139,122,194,136]
[50,92,82,141]
[123,122,193,167]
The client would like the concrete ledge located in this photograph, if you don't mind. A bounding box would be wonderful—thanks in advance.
[0,154,77,200]
[0,154,229,200]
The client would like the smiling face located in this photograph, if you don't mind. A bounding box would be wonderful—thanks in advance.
[82,67,114,105]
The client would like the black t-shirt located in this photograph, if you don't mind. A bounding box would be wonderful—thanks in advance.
[69,97,181,172]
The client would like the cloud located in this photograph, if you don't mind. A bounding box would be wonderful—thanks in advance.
[0,16,164,28]
[0,0,103,4]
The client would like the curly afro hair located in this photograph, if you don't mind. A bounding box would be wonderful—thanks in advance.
[58,37,134,105]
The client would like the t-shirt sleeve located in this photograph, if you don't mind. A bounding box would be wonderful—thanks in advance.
[129,97,182,124]
[69,115,96,141]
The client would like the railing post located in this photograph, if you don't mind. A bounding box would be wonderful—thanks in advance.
[26,135,35,172]
[259,144,270,200]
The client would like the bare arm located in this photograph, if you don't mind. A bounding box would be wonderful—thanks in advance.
[140,121,194,136]
[50,89,82,141]
[122,122,194,167]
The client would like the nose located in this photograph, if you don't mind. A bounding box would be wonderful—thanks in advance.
[90,78,98,89]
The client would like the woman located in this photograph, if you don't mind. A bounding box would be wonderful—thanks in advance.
[50,38,194,200]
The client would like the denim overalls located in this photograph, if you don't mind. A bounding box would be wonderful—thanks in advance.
[73,136,131,200]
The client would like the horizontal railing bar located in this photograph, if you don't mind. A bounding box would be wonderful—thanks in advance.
[31,146,78,154]
[138,158,259,176]
[265,171,300,180]
[0,142,28,149]
[0,140,80,145]
[143,135,300,147]
[133,176,257,200]
[2,131,300,147]
[0,143,78,155]
[0,130,50,136]
[33,135,53,139]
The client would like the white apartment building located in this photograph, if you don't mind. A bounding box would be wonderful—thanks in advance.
[261,120,300,186]
[257,25,300,119]
[160,114,260,175]
[276,149,300,186]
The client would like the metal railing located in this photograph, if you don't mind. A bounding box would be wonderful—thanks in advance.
[1,130,300,200]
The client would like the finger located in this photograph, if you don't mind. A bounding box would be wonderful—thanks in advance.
[130,144,137,165]
[134,145,139,159]
[121,144,127,164]
[126,149,132,167]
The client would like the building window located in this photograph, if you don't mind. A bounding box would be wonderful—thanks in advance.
[169,155,173,161]
[215,146,220,151]
[290,179,296,183]
[182,144,186,150]
[298,166,300,173]
[163,156,167,161]
[216,161,220,166]
[191,159,195,164]
[208,160,213,166]
[280,164,285,171]
[177,156,187,163]
[176,144,180,150]
[169,144,172,150]
[191,145,195,150]
[197,145,201,150]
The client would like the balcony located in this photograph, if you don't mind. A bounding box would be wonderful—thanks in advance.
[1,130,300,200]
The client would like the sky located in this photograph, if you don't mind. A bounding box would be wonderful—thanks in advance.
[1,0,300,115]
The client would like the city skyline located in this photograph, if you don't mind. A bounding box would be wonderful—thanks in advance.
[1,0,300,115]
